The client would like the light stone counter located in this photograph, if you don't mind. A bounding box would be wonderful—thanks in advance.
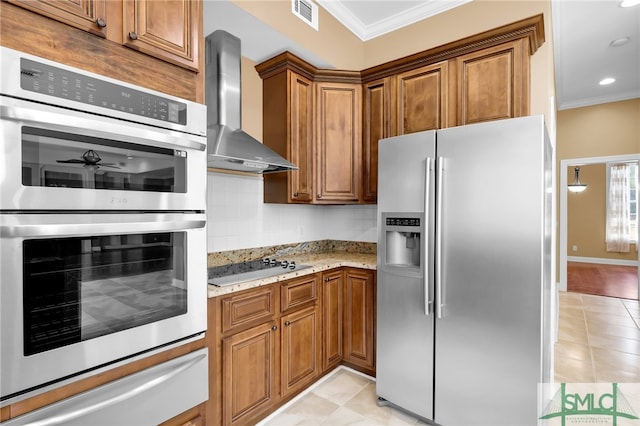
[207,252,376,298]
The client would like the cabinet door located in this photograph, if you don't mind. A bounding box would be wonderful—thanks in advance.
[289,71,315,202]
[315,82,362,203]
[322,270,343,371]
[396,61,451,134]
[455,39,528,125]
[122,0,200,71]
[362,77,394,203]
[223,321,278,425]
[5,0,108,37]
[343,268,375,374]
[281,306,320,398]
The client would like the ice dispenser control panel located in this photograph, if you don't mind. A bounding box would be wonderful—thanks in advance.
[382,213,422,269]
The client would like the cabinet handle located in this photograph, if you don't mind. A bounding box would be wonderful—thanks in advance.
[96,18,106,28]
[271,325,277,331]
[284,321,291,327]
[128,31,138,40]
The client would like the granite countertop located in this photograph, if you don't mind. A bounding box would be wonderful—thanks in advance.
[207,251,377,298]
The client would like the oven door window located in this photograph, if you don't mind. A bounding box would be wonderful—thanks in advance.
[23,232,187,356]
[21,126,187,192]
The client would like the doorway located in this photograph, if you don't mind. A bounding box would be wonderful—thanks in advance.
[560,155,640,299]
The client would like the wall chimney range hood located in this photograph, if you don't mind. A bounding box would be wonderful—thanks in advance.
[205,30,297,173]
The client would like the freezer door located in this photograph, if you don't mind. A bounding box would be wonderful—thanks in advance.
[376,270,434,420]
[376,130,436,421]
[433,116,547,425]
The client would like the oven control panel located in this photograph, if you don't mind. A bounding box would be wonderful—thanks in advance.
[19,58,187,125]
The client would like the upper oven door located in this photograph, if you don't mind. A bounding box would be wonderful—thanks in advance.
[0,96,207,211]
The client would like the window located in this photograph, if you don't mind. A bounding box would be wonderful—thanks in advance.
[631,162,638,243]
[606,162,638,252]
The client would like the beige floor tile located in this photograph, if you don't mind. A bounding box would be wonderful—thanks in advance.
[554,340,591,362]
[587,321,640,340]
[583,303,633,316]
[584,310,638,328]
[274,392,339,425]
[626,306,640,319]
[554,354,595,382]
[623,299,640,309]
[344,383,419,425]
[588,334,640,355]
[319,407,373,426]
[312,368,371,406]
[581,294,626,307]
[591,346,640,374]
[559,292,584,307]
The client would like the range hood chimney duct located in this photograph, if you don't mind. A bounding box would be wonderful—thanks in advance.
[205,30,297,173]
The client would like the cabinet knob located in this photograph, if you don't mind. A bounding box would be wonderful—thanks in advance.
[284,321,291,327]
[96,18,106,28]
[317,194,322,199]
[128,31,138,40]
[271,325,277,331]
[293,192,299,197]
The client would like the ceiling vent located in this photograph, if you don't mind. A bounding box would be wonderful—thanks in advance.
[292,0,318,30]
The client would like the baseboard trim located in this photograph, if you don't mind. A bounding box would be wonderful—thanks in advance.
[567,256,638,267]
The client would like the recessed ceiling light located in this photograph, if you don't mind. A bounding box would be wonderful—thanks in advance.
[599,77,616,85]
[620,0,640,7]
[610,36,631,47]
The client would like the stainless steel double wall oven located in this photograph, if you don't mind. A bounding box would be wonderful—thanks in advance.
[0,47,208,403]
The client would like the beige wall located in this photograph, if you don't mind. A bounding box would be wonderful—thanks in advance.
[235,0,556,134]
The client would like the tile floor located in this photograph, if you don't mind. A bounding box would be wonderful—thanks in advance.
[260,291,640,425]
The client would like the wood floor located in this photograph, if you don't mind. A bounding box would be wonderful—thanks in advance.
[567,261,638,300]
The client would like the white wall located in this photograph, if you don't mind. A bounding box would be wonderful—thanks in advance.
[206,172,377,252]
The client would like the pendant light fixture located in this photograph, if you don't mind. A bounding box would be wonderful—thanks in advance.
[568,166,588,193]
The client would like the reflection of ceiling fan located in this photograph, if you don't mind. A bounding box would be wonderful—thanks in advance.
[56,150,121,169]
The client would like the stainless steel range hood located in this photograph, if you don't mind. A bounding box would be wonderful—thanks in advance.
[205,30,297,173]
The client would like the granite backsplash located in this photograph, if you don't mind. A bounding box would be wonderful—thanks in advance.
[207,240,376,268]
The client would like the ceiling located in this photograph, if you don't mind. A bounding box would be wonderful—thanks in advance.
[203,0,640,111]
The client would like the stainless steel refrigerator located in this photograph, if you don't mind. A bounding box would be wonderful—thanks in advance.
[376,115,553,426]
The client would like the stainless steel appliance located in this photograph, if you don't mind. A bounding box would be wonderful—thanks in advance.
[208,257,312,286]
[205,30,297,173]
[0,46,208,409]
[376,115,553,425]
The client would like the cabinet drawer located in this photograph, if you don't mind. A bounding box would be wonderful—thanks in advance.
[222,287,276,334]
[281,274,318,312]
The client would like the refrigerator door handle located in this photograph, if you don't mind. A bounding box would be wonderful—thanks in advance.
[435,156,444,319]
[424,156,432,316]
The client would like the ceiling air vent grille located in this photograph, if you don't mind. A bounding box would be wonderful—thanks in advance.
[292,0,318,30]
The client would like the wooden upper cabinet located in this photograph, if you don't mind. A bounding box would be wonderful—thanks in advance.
[396,61,451,134]
[5,0,109,37]
[315,82,362,203]
[262,69,314,204]
[456,38,528,125]
[362,77,393,204]
[122,0,200,71]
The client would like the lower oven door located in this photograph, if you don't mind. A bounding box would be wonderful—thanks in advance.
[0,212,207,401]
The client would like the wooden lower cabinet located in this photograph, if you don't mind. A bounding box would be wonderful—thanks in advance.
[222,321,278,425]
[321,269,343,370]
[209,268,375,425]
[343,268,376,375]
[160,403,207,426]
[281,305,321,398]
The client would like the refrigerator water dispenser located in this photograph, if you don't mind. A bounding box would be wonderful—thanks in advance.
[381,213,422,268]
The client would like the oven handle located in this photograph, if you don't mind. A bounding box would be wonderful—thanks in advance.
[3,350,207,426]
[0,104,206,152]
[0,214,206,238]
